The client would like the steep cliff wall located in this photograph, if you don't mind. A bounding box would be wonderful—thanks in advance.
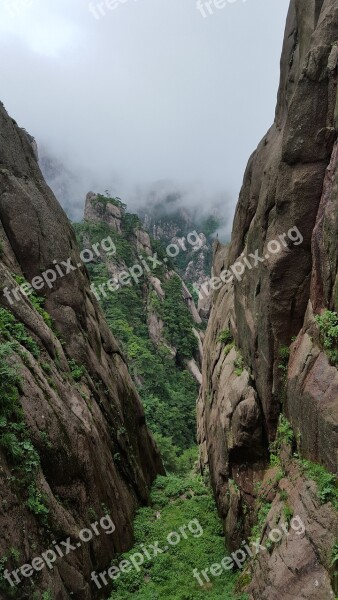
[198,1,338,598]
[0,103,163,599]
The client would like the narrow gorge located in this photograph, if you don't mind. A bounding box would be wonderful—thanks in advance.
[0,1,337,599]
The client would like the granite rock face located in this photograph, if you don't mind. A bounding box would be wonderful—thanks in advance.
[0,103,163,599]
[198,1,338,597]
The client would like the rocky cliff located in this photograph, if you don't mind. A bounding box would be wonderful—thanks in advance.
[198,1,338,598]
[0,103,163,599]
[73,192,203,467]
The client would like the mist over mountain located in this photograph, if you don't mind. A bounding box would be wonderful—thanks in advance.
[39,145,232,240]
[0,0,289,232]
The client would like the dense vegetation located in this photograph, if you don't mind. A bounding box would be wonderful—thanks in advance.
[73,202,199,464]
[106,471,248,600]
[137,194,226,279]
[73,198,250,600]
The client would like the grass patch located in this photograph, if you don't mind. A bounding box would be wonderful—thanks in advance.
[107,473,248,600]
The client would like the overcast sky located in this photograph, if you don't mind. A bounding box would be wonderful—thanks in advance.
[0,0,290,222]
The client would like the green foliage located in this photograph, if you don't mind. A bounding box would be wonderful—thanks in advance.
[154,436,198,475]
[74,220,134,265]
[270,415,294,459]
[250,502,272,542]
[95,193,127,211]
[315,310,338,366]
[331,542,338,566]
[0,548,21,597]
[13,275,53,328]
[234,353,245,376]
[0,337,48,524]
[73,216,199,455]
[122,212,141,234]
[279,489,288,501]
[269,453,281,467]
[0,307,40,357]
[108,473,248,600]
[159,275,198,361]
[278,345,290,376]
[299,459,338,509]
[283,504,293,524]
[26,485,49,522]
[67,358,86,382]
[224,342,235,357]
[217,330,237,361]
[94,268,198,451]
[39,431,52,449]
[153,434,181,473]
[200,215,221,237]
[30,294,53,329]
[218,329,233,344]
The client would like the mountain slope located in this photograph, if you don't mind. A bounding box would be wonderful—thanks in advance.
[0,103,163,600]
[198,1,338,598]
[73,192,203,467]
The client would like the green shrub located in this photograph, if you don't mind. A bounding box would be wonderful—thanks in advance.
[0,307,40,357]
[278,345,290,378]
[250,502,272,542]
[299,459,338,509]
[270,414,294,459]
[27,485,49,522]
[67,359,86,382]
[224,342,235,357]
[160,275,198,360]
[315,310,338,366]
[13,275,53,328]
[0,340,47,524]
[218,329,233,344]
[234,353,245,376]
[283,504,293,524]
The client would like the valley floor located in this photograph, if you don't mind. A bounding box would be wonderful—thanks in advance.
[102,471,248,600]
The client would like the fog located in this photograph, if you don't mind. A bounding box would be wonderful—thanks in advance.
[0,0,290,221]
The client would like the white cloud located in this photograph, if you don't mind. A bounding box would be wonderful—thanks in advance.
[0,0,290,218]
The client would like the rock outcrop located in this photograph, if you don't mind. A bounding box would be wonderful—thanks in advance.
[198,1,338,598]
[0,103,163,599]
[82,192,203,382]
